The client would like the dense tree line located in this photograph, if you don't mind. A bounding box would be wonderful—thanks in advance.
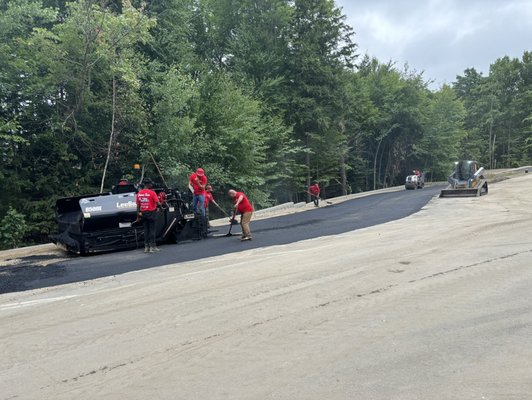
[0,0,530,247]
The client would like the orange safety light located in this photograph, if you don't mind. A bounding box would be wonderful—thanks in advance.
[133,163,141,170]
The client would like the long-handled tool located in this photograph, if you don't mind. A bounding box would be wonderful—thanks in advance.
[214,202,230,217]
[210,210,241,238]
[305,191,333,205]
[225,211,237,236]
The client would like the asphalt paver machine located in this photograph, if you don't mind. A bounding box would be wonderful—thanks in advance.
[50,183,207,254]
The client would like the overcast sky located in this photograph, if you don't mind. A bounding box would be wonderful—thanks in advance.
[336,0,532,88]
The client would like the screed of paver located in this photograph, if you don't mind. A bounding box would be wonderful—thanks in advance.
[1,174,531,400]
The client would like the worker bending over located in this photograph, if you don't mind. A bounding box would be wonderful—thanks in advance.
[309,182,321,207]
[229,189,254,241]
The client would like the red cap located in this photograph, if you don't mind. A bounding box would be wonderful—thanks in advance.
[196,168,205,176]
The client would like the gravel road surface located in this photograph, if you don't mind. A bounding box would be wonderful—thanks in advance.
[1,176,531,400]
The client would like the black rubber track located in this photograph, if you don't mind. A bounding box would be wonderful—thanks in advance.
[0,186,444,294]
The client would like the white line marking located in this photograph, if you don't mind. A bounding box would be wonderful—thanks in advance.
[0,295,78,311]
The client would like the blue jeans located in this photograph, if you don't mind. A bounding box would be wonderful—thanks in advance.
[193,194,205,216]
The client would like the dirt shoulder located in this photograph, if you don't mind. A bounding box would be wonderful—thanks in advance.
[1,172,532,399]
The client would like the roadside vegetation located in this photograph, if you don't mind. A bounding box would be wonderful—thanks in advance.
[1,0,530,247]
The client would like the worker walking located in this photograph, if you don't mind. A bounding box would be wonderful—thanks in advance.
[229,189,254,241]
[189,167,207,216]
[136,179,162,253]
[309,182,321,207]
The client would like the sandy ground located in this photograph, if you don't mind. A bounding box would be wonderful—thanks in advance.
[1,173,532,399]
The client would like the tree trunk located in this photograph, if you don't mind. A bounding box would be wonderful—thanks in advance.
[339,154,347,195]
[383,147,392,187]
[306,133,311,202]
[139,162,146,185]
[378,141,386,188]
[507,127,511,167]
[373,138,383,191]
[488,97,494,169]
[100,75,117,193]
[492,134,497,168]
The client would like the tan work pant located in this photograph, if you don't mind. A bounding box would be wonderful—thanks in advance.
[241,212,253,237]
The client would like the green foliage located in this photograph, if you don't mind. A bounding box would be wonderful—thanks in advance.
[0,0,530,246]
[414,85,466,179]
[0,208,27,249]
[454,52,532,168]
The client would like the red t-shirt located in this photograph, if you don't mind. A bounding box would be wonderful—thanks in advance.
[136,189,159,212]
[204,192,214,208]
[234,192,253,214]
[189,173,207,195]
[309,184,320,196]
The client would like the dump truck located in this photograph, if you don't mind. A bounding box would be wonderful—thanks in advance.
[50,182,207,255]
[440,160,488,198]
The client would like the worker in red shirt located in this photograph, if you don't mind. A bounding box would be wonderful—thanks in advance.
[204,184,216,209]
[309,182,321,207]
[157,191,167,208]
[189,167,207,216]
[136,179,161,253]
[229,189,254,241]
[204,184,221,224]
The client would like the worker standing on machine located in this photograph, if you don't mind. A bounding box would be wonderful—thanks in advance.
[136,179,162,253]
[229,189,254,241]
[189,167,207,216]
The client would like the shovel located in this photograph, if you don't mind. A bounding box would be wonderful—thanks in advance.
[211,211,241,238]
[225,211,237,236]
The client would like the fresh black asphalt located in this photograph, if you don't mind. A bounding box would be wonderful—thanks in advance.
[1,186,444,294]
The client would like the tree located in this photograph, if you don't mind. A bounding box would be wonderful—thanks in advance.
[1,0,155,242]
[455,52,532,168]
[356,57,430,189]
[0,208,27,249]
[284,0,356,198]
[414,85,466,179]
[1,0,529,246]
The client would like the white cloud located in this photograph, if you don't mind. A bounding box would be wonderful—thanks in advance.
[336,0,531,88]
[357,11,418,48]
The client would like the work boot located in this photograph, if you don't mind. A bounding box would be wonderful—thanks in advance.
[144,246,150,253]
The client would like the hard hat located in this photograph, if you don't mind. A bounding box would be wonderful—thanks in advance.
[196,168,205,176]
